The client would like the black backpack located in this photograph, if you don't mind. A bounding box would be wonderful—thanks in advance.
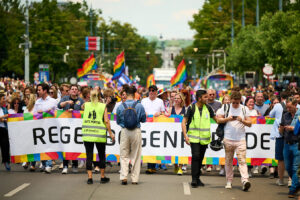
[122,101,138,130]
[215,104,230,139]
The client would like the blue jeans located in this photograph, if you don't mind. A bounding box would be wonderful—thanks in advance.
[283,143,300,192]
[42,160,52,168]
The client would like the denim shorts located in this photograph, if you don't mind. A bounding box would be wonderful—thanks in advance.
[275,137,285,161]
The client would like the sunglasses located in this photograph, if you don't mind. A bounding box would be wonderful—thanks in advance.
[209,94,215,96]
[232,102,240,105]
[50,92,54,94]
[149,89,156,92]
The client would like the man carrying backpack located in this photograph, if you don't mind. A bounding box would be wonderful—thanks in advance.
[116,86,146,185]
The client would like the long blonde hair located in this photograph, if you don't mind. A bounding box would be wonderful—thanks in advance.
[90,89,99,104]
[26,94,36,112]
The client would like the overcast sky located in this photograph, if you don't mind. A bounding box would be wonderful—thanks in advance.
[24,0,205,39]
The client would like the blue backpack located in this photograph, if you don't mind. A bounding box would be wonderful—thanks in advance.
[122,101,138,130]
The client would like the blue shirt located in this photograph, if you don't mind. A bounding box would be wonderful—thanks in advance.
[116,100,146,128]
[269,103,284,139]
[291,108,300,127]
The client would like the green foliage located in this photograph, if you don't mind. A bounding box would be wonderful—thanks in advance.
[0,0,161,85]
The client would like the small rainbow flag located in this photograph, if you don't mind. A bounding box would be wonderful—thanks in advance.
[170,59,187,87]
[77,54,97,78]
[112,51,125,80]
[146,74,155,88]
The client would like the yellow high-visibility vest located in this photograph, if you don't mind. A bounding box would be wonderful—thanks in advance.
[187,104,211,145]
[82,102,106,143]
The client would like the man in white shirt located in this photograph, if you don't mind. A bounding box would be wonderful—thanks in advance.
[141,85,165,174]
[33,83,57,173]
[218,91,252,191]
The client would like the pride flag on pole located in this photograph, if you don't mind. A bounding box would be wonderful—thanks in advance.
[170,59,187,87]
[77,54,97,78]
[112,51,125,80]
[147,74,155,88]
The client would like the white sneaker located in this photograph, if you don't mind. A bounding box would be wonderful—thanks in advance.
[242,181,251,191]
[253,166,259,174]
[45,166,52,173]
[206,166,212,172]
[225,182,232,189]
[78,160,85,169]
[219,168,225,176]
[72,167,78,173]
[182,165,187,172]
[276,179,285,186]
[288,179,292,187]
[59,163,63,169]
[248,169,252,178]
[62,167,68,174]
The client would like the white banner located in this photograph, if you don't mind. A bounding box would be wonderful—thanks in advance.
[8,118,275,160]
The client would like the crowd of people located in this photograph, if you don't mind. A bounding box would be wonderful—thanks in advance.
[0,77,300,198]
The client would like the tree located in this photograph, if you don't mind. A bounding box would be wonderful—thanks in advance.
[259,11,300,79]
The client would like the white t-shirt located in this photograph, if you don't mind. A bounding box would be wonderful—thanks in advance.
[218,104,250,141]
[141,97,165,115]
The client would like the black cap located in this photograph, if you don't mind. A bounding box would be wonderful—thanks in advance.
[148,85,158,91]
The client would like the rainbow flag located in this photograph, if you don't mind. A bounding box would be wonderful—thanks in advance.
[112,51,125,80]
[170,59,187,87]
[77,54,97,78]
[147,74,155,88]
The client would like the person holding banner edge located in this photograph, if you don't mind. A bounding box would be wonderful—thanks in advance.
[182,89,219,188]
[82,89,115,184]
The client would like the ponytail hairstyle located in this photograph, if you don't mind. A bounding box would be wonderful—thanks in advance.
[90,89,99,104]
[26,94,36,112]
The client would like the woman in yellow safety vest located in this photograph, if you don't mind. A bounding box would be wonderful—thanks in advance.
[82,89,115,184]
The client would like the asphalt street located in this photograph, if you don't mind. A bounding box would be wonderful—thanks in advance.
[0,163,293,200]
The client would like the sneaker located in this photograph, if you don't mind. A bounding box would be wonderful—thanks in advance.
[100,177,110,184]
[191,180,198,188]
[177,168,183,176]
[269,172,275,179]
[78,160,85,168]
[242,181,251,191]
[121,179,127,185]
[276,179,285,186]
[274,171,279,178]
[182,165,187,172]
[4,163,11,171]
[62,167,68,174]
[72,166,78,173]
[206,166,212,172]
[261,166,267,175]
[197,179,205,187]
[29,166,36,172]
[288,190,296,198]
[219,168,225,176]
[248,169,252,178]
[225,182,232,189]
[59,163,63,169]
[87,178,93,184]
[45,166,52,173]
[253,166,259,174]
[288,179,292,188]
[22,162,28,170]
[40,166,45,172]
[94,168,100,174]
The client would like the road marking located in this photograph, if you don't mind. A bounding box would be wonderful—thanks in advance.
[4,183,30,197]
[183,182,191,195]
